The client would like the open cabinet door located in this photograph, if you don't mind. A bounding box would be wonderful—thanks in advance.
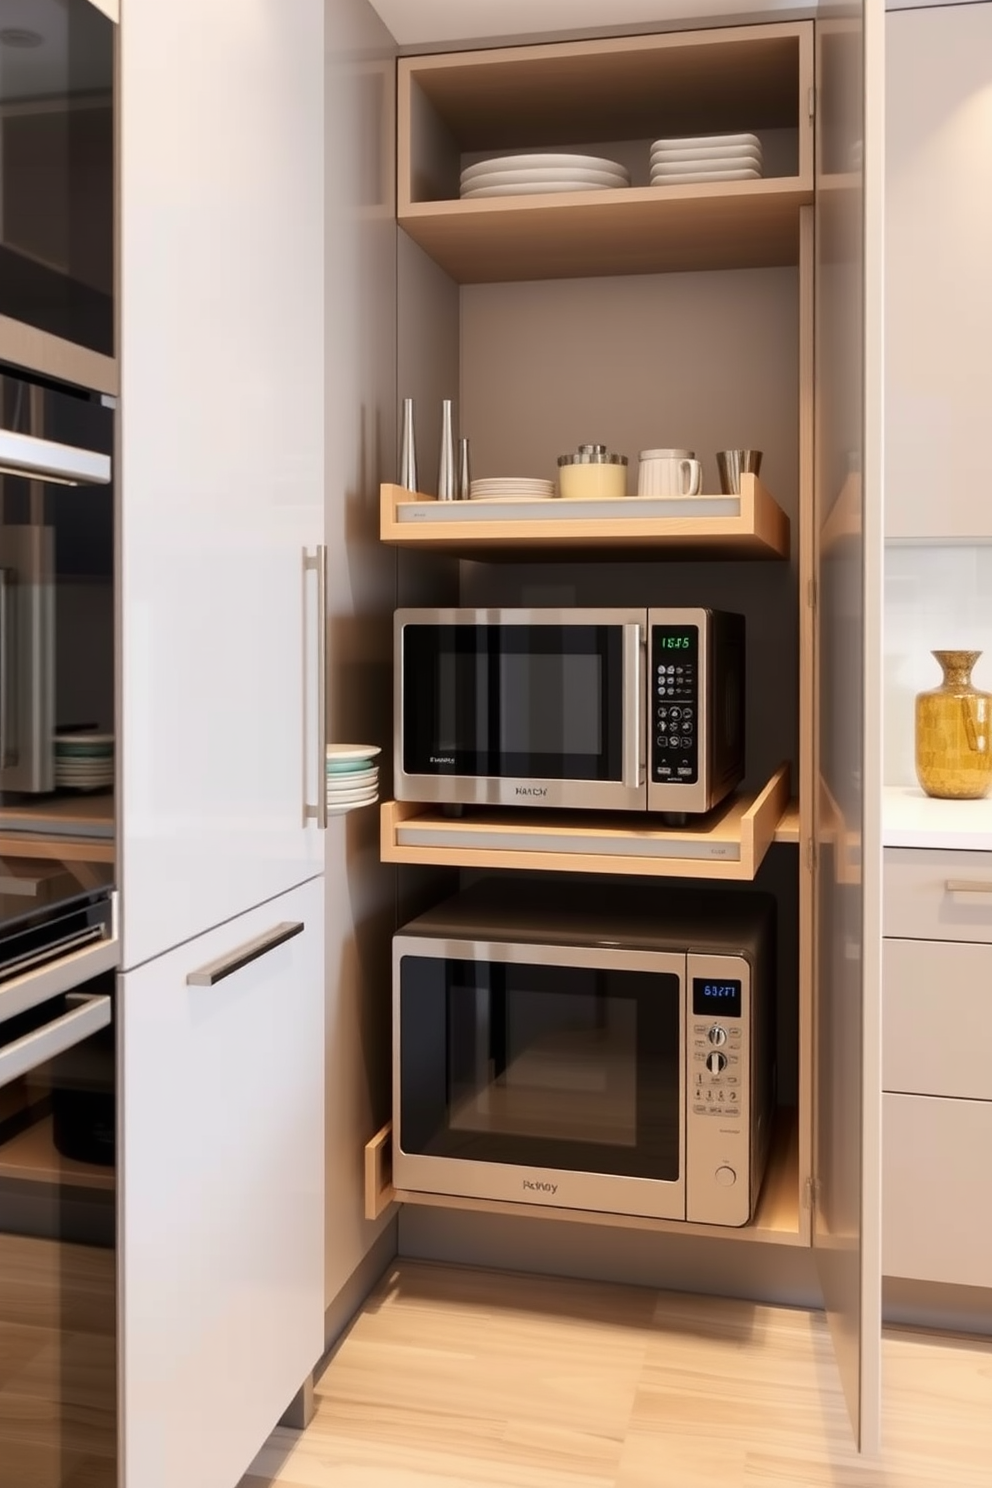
[813,1,883,1455]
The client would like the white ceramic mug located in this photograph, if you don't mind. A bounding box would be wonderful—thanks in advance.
[637,448,704,497]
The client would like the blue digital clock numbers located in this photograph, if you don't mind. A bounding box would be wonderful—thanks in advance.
[691,978,742,1018]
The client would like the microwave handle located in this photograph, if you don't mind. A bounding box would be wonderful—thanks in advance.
[622,623,643,789]
[0,429,111,487]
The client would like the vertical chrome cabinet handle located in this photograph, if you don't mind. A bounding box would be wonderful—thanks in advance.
[622,623,644,789]
[302,545,328,829]
[186,921,305,986]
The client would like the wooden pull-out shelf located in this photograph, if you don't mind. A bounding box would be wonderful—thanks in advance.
[381,765,791,882]
[365,1107,803,1245]
[0,793,114,864]
[0,1115,115,1192]
[381,474,790,560]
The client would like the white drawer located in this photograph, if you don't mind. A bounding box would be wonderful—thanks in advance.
[884,848,992,943]
[883,1092,992,1288]
[883,938,992,1100]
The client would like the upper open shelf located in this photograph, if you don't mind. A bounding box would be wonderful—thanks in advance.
[399,22,813,283]
[381,473,790,560]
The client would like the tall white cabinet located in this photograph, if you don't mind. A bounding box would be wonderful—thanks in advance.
[117,2,327,1483]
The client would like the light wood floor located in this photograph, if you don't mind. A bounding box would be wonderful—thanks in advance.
[241,1260,992,1488]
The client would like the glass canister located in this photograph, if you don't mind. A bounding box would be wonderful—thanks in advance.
[915,650,992,799]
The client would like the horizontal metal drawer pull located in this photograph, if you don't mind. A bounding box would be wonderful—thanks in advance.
[0,994,111,1094]
[945,880,992,895]
[186,921,304,987]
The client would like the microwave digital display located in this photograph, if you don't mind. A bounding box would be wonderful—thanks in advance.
[692,979,742,1019]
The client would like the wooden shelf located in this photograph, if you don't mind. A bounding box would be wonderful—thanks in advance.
[365,1106,803,1245]
[381,765,790,882]
[0,1114,115,1192]
[381,473,791,560]
[0,792,114,864]
[399,24,813,283]
[399,181,813,284]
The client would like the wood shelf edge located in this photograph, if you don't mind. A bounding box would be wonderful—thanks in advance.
[380,476,790,560]
[372,1108,802,1246]
[0,1114,115,1192]
[364,1120,396,1221]
[381,766,792,882]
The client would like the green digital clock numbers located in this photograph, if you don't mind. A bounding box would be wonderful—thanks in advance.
[660,635,691,650]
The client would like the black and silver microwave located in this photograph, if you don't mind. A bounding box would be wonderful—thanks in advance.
[393,879,776,1227]
[395,606,745,816]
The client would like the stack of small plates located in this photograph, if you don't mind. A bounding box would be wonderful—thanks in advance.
[326,744,380,817]
[460,153,630,199]
[54,732,114,791]
[650,133,763,186]
[469,478,555,503]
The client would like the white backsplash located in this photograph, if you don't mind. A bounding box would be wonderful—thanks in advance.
[885,544,992,785]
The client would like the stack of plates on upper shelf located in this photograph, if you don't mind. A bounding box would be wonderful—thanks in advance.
[649,133,764,185]
[460,153,630,199]
[469,478,556,502]
[326,744,380,817]
[54,732,115,791]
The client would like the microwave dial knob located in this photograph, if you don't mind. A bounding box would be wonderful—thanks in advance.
[706,1051,728,1074]
[708,1025,728,1047]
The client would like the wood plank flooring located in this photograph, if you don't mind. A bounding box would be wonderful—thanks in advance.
[241,1260,992,1488]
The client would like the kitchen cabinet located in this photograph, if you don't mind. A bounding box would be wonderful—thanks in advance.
[882,846,992,1289]
[369,10,883,1453]
[885,2,992,541]
[118,0,326,970]
[119,875,324,1488]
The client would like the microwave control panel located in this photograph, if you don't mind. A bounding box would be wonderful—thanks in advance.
[652,624,698,784]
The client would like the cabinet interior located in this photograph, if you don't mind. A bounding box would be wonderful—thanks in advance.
[388,19,817,1249]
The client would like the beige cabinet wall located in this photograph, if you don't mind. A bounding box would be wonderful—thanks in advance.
[885,2,992,540]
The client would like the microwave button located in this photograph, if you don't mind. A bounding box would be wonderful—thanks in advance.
[715,1165,737,1188]
[669,707,682,720]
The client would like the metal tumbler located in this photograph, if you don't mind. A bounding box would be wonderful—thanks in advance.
[716,448,762,495]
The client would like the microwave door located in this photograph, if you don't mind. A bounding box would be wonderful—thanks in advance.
[0,523,54,793]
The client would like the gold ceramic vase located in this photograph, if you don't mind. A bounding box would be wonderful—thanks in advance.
[915,650,992,800]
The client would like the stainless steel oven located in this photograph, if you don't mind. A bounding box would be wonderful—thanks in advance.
[395,606,745,816]
[0,0,116,395]
[0,962,116,1488]
[393,880,775,1227]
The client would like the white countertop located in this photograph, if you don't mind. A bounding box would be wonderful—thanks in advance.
[883,786,992,851]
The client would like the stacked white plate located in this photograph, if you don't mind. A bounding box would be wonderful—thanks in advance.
[54,731,115,791]
[650,133,763,186]
[460,153,630,199]
[469,477,556,502]
[326,744,380,817]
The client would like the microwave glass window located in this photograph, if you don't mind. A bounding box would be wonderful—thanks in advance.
[404,624,623,780]
[0,0,115,356]
[399,956,681,1180]
[497,651,602,757]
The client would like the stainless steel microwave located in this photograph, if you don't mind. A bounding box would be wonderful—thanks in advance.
[395,606,745,816]
[393,880,776,1227]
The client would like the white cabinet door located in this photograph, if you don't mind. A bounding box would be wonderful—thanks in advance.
[119,876,324,1488]
[886,3,992,539]
[119,0,325,968]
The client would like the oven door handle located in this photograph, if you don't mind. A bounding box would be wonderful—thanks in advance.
[0,429,111,486]
[622,622,644,790]
[0,993,110,1093]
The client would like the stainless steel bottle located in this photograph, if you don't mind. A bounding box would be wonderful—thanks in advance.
[437,399,456,502]
[399,396,418,492]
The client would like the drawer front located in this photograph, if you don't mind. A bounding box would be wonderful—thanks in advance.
[884,847,992,943]
[883,1092,992,1288]
[883,938,992,1100]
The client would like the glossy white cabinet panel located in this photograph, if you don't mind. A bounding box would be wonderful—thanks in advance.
[119,0,325,968]
[886,3,992,539]
[883,937,992,1101]
[120,876,324,1488]
[883,1092,992,1289]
